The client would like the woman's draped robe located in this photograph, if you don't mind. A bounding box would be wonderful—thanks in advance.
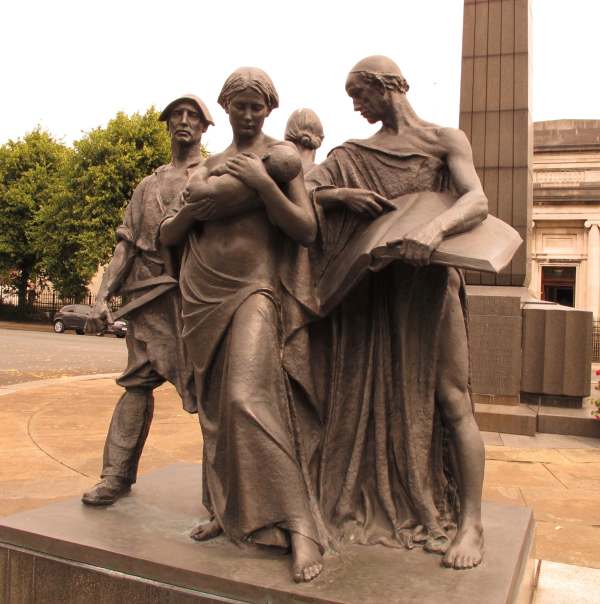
[177,213,324,550]
[304,139,468,548]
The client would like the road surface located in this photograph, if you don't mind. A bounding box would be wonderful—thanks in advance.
[0,328,128,385]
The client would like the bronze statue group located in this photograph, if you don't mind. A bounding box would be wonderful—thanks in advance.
[82,56,487,583]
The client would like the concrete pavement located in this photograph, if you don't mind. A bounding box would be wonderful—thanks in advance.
[0,376,201,518]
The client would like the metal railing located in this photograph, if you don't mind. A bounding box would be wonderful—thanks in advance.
[593,320,600,363]
[0,286,121,321]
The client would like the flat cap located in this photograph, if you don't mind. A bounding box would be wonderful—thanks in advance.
[159,94,214,125]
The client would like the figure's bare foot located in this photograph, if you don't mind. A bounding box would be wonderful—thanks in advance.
[291,533,323,583]
[190,518,223,542]
[424,531,451,555]
[442,523,484,570]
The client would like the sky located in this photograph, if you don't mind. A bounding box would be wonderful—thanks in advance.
[1,0,600,162]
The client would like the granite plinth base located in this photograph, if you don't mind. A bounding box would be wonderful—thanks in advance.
[0,464,536,604]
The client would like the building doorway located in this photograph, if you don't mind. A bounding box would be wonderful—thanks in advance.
[541,266,576,307]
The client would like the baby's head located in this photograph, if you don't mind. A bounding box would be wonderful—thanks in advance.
[264,144,302,183]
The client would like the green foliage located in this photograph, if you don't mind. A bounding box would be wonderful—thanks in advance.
[0,129,72,305]
[38,107,173,297]
[2,107,207,300]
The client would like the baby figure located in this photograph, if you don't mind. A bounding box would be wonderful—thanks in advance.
[183,142,302,209]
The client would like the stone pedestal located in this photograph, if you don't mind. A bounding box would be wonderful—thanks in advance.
[0,464,536,604]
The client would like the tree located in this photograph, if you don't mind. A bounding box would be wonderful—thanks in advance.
[38,107,176,297]
[0,129,71,307]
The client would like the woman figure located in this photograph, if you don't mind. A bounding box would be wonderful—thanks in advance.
[307,55,487,570]
[160,67,323,583]
[284,108,324,174]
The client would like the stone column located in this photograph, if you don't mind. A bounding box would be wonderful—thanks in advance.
[460,0,533,286]
[585,220,600,318]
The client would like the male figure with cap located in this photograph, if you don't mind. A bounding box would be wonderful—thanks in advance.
[82,95,214,506]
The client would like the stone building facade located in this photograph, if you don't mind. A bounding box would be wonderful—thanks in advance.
[532,120,600,317]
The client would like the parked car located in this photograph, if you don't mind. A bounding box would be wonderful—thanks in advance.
[53,304,91,335]
[102,318,127,338]
[53,304,127,337]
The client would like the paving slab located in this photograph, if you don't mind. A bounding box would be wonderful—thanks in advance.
[556,448,600,463]
[534,561,600,604]
[500,432,600,449]
[520,487,600,526]
[483,485,526,507]
[481,430,503,445]
[484,459,564,488]
[543,462,600,491]
[535,521,600,570]
[0,378,200,520]
[485,446,571,464]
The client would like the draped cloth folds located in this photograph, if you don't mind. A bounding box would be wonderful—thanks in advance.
[304,140,463,548]
[179,228,323,550]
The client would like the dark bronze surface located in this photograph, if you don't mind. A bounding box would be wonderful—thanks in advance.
[0,464,535,604]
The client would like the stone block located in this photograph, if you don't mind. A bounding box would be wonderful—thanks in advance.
[514,52,530,110]
[537,411,600,440]
[498,166,514,223]
[513,109,531,168]
[485,110,501,167]
[514,0,530,54]
[499,110,514,166]
[487,0,502,55]
[499,54,515,112]
[486,55,501,111]
[459,112,473,141]
[483,166,499,216]
[474,1,489,56]
[473,56,488,113]
[500,0,515,54]
[460,57,474,114]
[512,167,531,227]
[520,392,584,409]
[471,111,487,166]
[475,403,537,436]
[462,2,476,58]
[467,290,522,399]
[521,304,592,397]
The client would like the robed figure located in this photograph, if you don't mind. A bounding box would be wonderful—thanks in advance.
[306,56,486,570]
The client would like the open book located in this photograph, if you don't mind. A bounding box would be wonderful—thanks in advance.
[316,190,523,315]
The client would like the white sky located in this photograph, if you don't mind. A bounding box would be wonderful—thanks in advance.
[1,0,599,162]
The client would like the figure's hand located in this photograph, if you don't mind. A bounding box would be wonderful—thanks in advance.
[221,153,271,191]
[85,300,113,334]
[337,188,396,218]
[387,221,445,266]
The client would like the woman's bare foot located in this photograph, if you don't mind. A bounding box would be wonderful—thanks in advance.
[190,518,223,542]
[442,523,484,570]
[291,533,323,583]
